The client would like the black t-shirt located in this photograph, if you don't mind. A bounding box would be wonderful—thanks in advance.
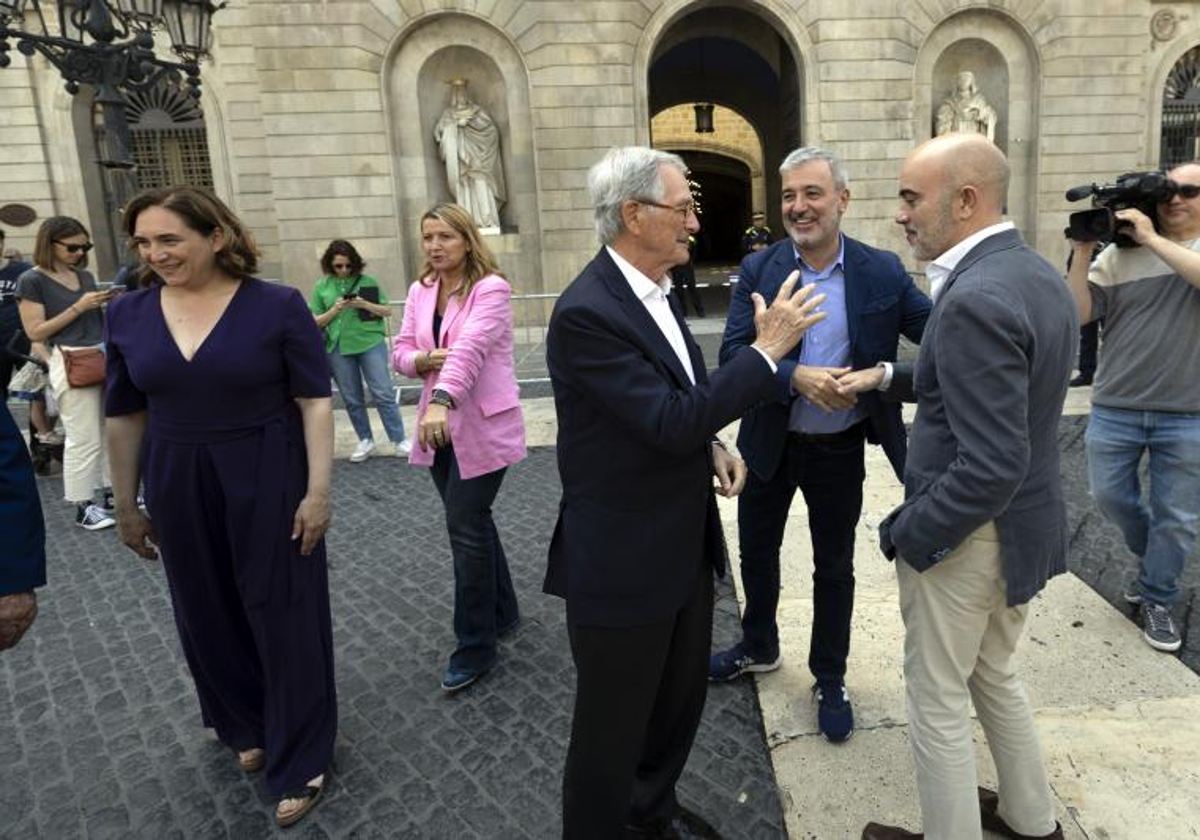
[0,259,33,336]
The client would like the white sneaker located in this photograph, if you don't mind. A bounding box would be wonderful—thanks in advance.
[395,439,412,458]
[76,504,116,531]
[349,439,375,463]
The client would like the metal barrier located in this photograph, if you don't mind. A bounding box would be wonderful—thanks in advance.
[386,292,559,397]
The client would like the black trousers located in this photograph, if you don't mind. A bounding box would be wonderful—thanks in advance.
[561,565,713,839]
[737,423,866,683]
[672,263,705,318]
[1078,319,1101,377]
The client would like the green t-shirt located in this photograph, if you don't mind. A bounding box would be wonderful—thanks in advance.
[308,273,391,355]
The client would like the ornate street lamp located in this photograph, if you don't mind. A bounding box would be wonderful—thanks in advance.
[0,0,223,169]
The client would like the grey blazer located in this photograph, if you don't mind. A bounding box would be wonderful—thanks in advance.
[880,229,1078,606]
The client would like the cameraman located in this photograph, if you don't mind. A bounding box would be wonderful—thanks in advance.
[1066,162,1200,654]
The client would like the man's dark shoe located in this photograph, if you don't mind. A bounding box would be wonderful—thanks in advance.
[1068,373,1093,387]
[708,641,781,681]
[813,681,854,742]
[627,806,722,839]
[861,822,922,839]
[978,787,1064,839]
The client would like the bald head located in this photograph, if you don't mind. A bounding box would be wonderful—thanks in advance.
[896,134,1011,261]
[909,133,1009,216]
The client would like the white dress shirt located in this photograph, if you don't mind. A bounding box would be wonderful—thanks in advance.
[606,246,776,381]
[606,246,696,384]
[926,221,1015,301]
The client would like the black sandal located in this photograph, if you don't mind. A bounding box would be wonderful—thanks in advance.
[275,777,325,828]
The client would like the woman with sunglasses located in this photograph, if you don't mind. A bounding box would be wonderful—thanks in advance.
[393,202,526,692]
[310,240,410,462]
[15,216,117,530]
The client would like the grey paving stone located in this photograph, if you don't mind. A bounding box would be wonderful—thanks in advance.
[1,447,786,839]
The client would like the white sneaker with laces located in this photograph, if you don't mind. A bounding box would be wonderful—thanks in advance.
[349,439,375,463]
[395,439,412,458]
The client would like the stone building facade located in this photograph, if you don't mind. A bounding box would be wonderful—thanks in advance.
[3,0,1200,299]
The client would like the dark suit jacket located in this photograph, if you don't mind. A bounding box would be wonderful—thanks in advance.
[720,237,931,481]
[880,229,1078,606]
[544,248,780,627]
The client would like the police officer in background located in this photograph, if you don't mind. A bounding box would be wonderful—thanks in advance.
[742,210,772,254]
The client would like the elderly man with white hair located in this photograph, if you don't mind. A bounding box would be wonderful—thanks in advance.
[544,147,827,839]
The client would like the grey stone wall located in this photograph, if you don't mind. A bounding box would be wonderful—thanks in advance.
[7,0,1200,296]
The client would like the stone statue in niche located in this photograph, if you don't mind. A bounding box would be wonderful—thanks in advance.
[435,78,507,232]
[935,71,998,143]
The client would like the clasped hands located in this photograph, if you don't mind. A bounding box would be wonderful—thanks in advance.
[747,269,884,411]
[793,364,885,413]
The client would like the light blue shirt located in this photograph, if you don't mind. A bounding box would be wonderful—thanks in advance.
[789,237,865,434]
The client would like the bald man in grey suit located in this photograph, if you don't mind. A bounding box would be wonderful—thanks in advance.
[858,134,1074,840]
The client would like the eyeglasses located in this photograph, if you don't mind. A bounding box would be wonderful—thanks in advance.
[55,241,93,254]
[331,263,353,271]
[635,198,697,220]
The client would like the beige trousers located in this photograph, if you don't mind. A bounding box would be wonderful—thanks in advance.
[896,522,1057,840]
[48,346,109,503]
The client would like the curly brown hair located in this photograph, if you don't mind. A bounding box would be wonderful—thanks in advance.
[320,239,366,278]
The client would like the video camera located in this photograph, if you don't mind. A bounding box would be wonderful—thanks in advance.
[1063,171,1178,247]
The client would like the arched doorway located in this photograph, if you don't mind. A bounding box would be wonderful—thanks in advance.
[645,4,804,270]
[651,102,765,264]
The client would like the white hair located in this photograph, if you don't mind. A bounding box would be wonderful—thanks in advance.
[588,147,687,245]
[779,146,850,192]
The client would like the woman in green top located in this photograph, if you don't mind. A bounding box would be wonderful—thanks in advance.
[310,240,410,460]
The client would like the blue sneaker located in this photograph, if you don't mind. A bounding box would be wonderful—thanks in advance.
[708,641,782,682]
[813,681,854,742]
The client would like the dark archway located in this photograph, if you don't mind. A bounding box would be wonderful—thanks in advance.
[648,5,802,241]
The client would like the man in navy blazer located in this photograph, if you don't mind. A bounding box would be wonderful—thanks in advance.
[545,147,826,840]
[710,147,930,744]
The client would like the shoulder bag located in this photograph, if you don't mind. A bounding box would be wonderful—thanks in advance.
[61,346,105,388]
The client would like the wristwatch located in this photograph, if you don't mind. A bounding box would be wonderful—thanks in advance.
[430,388,455,409]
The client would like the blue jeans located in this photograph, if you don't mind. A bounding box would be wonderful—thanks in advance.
[1085,405,1200,605]
[328,341,406,444]
[429,448,519,674]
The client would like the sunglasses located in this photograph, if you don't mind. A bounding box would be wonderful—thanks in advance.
[56,241,94,254]
[1176,184,1200,199]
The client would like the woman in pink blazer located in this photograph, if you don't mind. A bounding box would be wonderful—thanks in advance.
[393,202,526,692]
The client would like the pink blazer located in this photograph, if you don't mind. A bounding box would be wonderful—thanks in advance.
[393,274,526,478]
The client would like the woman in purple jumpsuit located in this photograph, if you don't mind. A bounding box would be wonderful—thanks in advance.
[104,187,336,828]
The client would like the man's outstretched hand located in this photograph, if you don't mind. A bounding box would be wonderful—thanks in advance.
[750,270,827,362]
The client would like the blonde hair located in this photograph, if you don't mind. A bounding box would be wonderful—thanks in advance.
[417,203,504,298]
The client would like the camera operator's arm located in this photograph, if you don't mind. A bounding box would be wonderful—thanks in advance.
[1066,240,1098,325]
[1115,208,1200,291]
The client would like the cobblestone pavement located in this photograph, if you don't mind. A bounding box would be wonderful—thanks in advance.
[0,448,786,840]
[1061,415,1199,671]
